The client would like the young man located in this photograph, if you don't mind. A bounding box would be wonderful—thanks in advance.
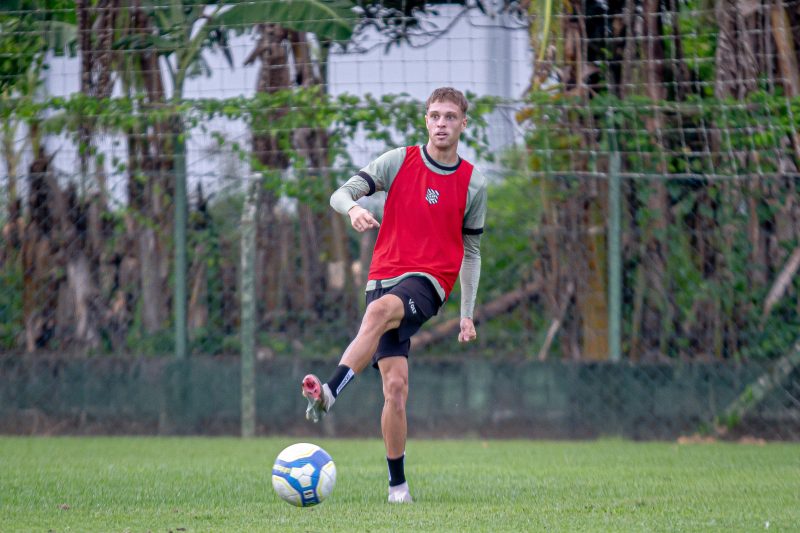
[301,87,487,503]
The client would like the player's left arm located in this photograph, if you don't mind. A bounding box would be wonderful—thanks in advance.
[458,169,488,343]
[458,235,482,343]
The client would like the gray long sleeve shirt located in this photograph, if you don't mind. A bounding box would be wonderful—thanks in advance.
[330,146,487,319]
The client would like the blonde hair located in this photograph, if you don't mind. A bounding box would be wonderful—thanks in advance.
[426,87,468,116]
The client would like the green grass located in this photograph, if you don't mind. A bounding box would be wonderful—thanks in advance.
[1,437,798,532]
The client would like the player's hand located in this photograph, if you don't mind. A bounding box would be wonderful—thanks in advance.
[458,318,477,343]
[348,205,380,232]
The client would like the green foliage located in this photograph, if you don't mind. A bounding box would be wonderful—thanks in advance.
[674,0,716,94]
[0,88,499,357]
[483,146,540,296]
[112,0,358,95]
[355,0,509,47]
[4,80,799,361]
[0,1,76,69]
[0,16,44,95]
[518,91,799,179]
[190,190,243,356]
[215,0,358,44]
[189,327,240,356]
[515,88,800,360]
[124,328,175,356]
[5,88,498,194]
[116,2,229,90]
[0,0,76,97]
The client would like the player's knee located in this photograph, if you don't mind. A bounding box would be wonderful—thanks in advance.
[382,374,408,409]
[364,297,401,331]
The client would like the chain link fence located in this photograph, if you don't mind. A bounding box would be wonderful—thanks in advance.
[2,355,799,440]
[1,0,800,439]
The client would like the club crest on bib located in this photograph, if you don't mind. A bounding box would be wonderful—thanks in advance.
[425,188,440,205]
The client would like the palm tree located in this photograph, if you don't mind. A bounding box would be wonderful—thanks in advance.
[0,1,83,351]
[112,0,359,353]
[209,0,382,347]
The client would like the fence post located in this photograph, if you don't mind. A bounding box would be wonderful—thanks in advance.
[173,126,188,361]
[240,180,258,437]
[607,108,622,362]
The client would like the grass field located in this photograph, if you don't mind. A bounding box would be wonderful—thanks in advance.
[1,436,798,532]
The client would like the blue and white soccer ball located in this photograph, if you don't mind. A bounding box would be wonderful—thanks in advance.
[272,442,337,507]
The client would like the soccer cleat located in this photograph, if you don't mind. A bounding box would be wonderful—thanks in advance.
[387,489,413,504]
[302,374,330,423]
[388,482,413,503]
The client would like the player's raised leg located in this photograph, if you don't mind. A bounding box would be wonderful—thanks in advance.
[379,356,413,503]
[302,294,405,423]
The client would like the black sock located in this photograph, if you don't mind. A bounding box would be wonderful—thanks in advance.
[387,454,406,487]
[326,364,355,398]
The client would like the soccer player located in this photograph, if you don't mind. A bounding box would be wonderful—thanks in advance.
[301,87,487,504]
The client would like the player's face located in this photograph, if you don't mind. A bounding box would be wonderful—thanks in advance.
[425,101,467,150]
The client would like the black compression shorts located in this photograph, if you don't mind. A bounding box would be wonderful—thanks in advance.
[365,275,442,368]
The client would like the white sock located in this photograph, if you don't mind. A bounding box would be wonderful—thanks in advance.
[322,383,335,410]
[389,481,409,495]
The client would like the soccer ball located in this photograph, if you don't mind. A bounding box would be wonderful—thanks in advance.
[272,443,337,507]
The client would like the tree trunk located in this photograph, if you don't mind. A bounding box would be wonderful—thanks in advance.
[22,156,58,351]
[1,118,22,264]
[292,31,358,333]
[124,2,173,336]
[77,0,118,201]
[579,185,609,360]
[570,2,609,357]
[714,0,759,99]
[770,2,800,166]
[667,0,691,100]
[617,0,637,98]
[21,152,108,351]
[187,185,209,338]
[248,23,291,333]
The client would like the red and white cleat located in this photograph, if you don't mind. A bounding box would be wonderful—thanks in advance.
[301,374,330,423]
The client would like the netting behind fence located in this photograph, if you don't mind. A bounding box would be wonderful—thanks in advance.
[2,356,798,440]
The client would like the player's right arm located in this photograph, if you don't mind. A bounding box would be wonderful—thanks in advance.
[330,147,406,232]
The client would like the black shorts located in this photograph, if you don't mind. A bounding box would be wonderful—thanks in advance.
[366,276,442,368]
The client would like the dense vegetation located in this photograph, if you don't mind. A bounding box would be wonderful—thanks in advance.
[1,0,799,362]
